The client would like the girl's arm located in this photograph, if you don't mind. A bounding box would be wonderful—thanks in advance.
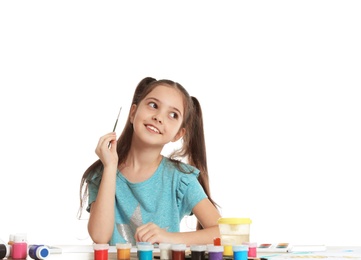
[135,198,221,245]
[87,132,118,244]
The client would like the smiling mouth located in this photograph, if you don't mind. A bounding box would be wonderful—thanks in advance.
[146,125,161,134]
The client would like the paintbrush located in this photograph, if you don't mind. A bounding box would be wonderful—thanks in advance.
[112,106,122,132]
[108,106,122,148]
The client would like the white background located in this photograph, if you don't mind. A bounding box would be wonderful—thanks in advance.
[1,1,360,247]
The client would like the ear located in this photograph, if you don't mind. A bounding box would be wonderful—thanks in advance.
[172,127,186,142]
[129,104,137,124]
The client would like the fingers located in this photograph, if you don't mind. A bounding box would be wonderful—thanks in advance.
[96,132,117,150]
[95,132,118,166]
[135,223,168,244]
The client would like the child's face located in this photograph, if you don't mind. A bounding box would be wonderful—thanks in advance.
[130,85,186,146]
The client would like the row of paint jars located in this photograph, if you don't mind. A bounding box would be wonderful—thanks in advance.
[158,243,251,260]
[93,241,256,260]
[115,242,223,260]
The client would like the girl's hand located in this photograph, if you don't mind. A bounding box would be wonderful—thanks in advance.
[135,223,172,244]
[95,132,118,167]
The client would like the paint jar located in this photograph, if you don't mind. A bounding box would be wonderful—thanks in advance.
[93,243,109,260]
[207,245,224,260]
[6,234,14,257]
[0,244,11,259]
[8,234,15,245]
[213,237,221,246]
[242,242,257,258]
[190,245,206,260]
[136,242,152,258]
[233,245,248,260]
[116,242,132,260]
[12,233,28,259]
[137,243,154,260]
[28,245,50,260]
[171,244,186,260]
[217,218,252,256]
[159,243,172,260]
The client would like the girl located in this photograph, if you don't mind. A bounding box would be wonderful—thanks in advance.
[79,77,221,246]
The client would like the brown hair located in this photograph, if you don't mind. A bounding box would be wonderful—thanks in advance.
[79,77,218,229]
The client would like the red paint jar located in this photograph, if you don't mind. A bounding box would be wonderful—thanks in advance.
[93,243,109,260]
[171,244,186,260]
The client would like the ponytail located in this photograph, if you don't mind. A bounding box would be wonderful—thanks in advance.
[188,96,219,229]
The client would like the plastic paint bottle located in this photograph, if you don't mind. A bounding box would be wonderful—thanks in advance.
[8,234,15,257]
[190,245,207,260]
[136,242,152,258]
[159,243,172,260]
[207,245,224,260]
[93,243,109,260]
[223,244,233,257]
[137,243,154,260]
[28,245,50,260]
[12,233,28,259]
[171,244,186,260]
[116,242,132,260]
[233,245,248,260]
[242,242,257,258]
[8,234,15,245]
[0,244,11,259]
[213,238,221,246]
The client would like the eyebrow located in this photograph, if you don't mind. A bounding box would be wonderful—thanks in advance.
[146,97,183,116]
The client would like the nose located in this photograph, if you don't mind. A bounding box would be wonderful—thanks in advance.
[152,115,162,124]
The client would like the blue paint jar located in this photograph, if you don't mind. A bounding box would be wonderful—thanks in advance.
[233,245,248,260]
[28,245,50,260]
[137,243,154,260]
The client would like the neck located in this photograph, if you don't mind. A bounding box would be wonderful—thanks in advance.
[119,146,163,181]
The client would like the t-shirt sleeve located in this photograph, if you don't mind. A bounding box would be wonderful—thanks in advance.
[86,168,102,213]
[176,170,207,216]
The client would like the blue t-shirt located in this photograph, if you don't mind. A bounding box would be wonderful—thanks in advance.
[87,156,207,245]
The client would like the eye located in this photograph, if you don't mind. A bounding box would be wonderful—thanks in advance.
[148,102,157,109]
[169,112,178,119]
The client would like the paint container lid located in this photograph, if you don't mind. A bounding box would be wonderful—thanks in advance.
[137,244,154,251]
[93,244,109,251]
[14,233,27,243]
[136,242,151,247]
[0,244,11,258]
[8,234,15,242]
[207,245,224,253]
[35,245,50,259]
[242,242,257,247]
[190,245,207,252]
[233,245,249,252]
[159,243,172,250]
[116,243,132,249]
[171,244,186,251]
[218,218,252,224]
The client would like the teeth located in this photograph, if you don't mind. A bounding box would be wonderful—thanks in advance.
[147,125,160,133]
